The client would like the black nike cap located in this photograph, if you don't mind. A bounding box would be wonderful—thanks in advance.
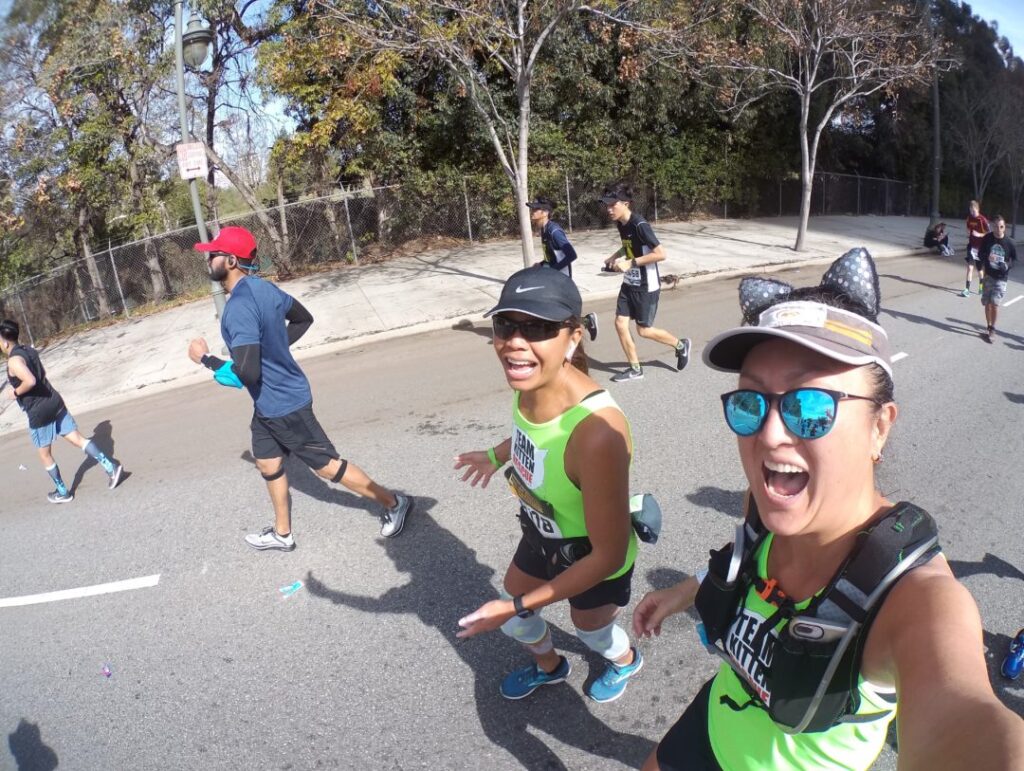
[484,266,582,321]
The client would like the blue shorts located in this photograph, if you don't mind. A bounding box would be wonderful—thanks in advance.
[29,409,78,448]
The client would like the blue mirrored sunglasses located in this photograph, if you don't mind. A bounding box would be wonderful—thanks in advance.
[720,388,878,440]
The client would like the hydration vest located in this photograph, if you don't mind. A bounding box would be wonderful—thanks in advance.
[694,500,940,734]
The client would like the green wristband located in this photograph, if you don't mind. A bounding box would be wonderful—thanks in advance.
[487,447,501,469]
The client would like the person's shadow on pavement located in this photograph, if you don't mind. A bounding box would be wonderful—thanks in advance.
[8,718,59,771]
[305,503,655,770]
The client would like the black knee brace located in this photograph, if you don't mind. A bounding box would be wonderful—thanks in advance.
[261,467,285,482]
[331,459,348,483]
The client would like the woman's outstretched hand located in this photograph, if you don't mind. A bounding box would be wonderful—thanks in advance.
[454,451,500,488]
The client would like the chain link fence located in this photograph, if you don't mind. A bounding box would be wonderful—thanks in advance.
[0,169,921,344]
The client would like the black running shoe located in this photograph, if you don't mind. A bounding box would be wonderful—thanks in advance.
[675,338,691,371]
[584,313,599,342]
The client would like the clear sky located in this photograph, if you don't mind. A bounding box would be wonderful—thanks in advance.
[964,0,1024,58]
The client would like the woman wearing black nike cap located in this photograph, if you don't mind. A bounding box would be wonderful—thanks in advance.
[454,266,645,704]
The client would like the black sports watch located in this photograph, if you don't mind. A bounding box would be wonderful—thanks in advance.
[513,594,534,619]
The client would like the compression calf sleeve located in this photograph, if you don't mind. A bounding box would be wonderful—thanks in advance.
[83,440,115,474]
[45,463,67,495]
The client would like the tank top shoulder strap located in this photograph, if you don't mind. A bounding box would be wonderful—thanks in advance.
[578,389,619,414]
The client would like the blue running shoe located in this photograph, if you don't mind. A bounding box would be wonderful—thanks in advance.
[586,647,644,703]
[500,656,570,700]
[1001,629,1024,680]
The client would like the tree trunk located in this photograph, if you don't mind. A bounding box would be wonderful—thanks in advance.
[795,95,813,252]
[126,156,169,301]
[277,173,290,259]
[515,80,535,268]
[141,222,168,301]
[78,206,111,317]
[930,69,942,225]
[205,75,220,228]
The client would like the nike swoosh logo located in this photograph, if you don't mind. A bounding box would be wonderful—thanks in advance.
[515,286,543,293]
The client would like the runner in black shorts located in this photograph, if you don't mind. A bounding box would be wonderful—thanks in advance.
[454,266,645,704]
[187,226,412,551]
[599,183,691,383]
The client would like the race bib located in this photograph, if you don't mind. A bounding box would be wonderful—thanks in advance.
[989,245,1007,266]
[505,467,564,539]
[520,502,564,539]
[623,266,643,286]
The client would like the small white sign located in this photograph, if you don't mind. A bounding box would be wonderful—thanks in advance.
[176,142,208,180]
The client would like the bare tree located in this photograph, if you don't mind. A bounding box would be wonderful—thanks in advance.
[945,75,1012,203]
[317,0,590,267]
[683,0,944,251]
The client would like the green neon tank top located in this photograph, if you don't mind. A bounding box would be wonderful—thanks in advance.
[510,389,637,579]
[707,533,896,770]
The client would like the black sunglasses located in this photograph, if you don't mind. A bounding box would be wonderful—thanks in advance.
[492,315,571,342]
[721,388,878,440]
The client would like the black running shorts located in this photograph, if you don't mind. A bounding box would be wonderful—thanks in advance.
[616,286,660,327]
[511,537,633,610]
[250,403,340,470]
[656,678,723,771]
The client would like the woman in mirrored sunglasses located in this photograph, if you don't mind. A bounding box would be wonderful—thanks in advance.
[633,250,1024,770]
[453,266,647,706]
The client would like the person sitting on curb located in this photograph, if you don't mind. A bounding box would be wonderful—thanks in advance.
[923,221,953,257]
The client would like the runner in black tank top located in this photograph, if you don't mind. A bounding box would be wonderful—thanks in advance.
[1,319,123,503]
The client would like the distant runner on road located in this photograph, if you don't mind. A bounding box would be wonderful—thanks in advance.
[526,195,599,341]
[977,214,1017,344]
[1,318,123,503]
[961,199,989,297]
[187,226,412,551]
[599,183,690,382]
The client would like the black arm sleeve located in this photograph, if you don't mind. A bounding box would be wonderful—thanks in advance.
[285,299,314,346]
[231,344,262,388]
[200,354,227,372]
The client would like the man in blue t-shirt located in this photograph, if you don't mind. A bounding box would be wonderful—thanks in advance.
[526,196,598,341]
[599,183,690,382]
[187,226,412,550]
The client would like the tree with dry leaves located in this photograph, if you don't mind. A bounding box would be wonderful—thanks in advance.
[314,0,594,267]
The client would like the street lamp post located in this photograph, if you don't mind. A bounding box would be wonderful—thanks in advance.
[173,1,225,318]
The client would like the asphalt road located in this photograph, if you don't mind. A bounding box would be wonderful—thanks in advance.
[1,253,1022,770]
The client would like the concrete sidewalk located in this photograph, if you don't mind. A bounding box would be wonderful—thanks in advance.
[0,214,941,437]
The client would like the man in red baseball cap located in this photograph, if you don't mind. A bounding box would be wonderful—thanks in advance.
[188,226,413,551]
[193,225,259,266]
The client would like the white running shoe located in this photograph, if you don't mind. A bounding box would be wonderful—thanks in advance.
[245,526,295,551]
[381,493,412,538]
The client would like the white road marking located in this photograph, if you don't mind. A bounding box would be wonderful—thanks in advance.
[892,352,909,363]
[1004,295,1023,307]
[0,574,160,609]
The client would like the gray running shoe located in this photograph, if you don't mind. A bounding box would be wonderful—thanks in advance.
[381,493,412,538]
[47,489,74,504]
[245,526,295,551]
[108,463,123,490]
[611,367,644,383]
